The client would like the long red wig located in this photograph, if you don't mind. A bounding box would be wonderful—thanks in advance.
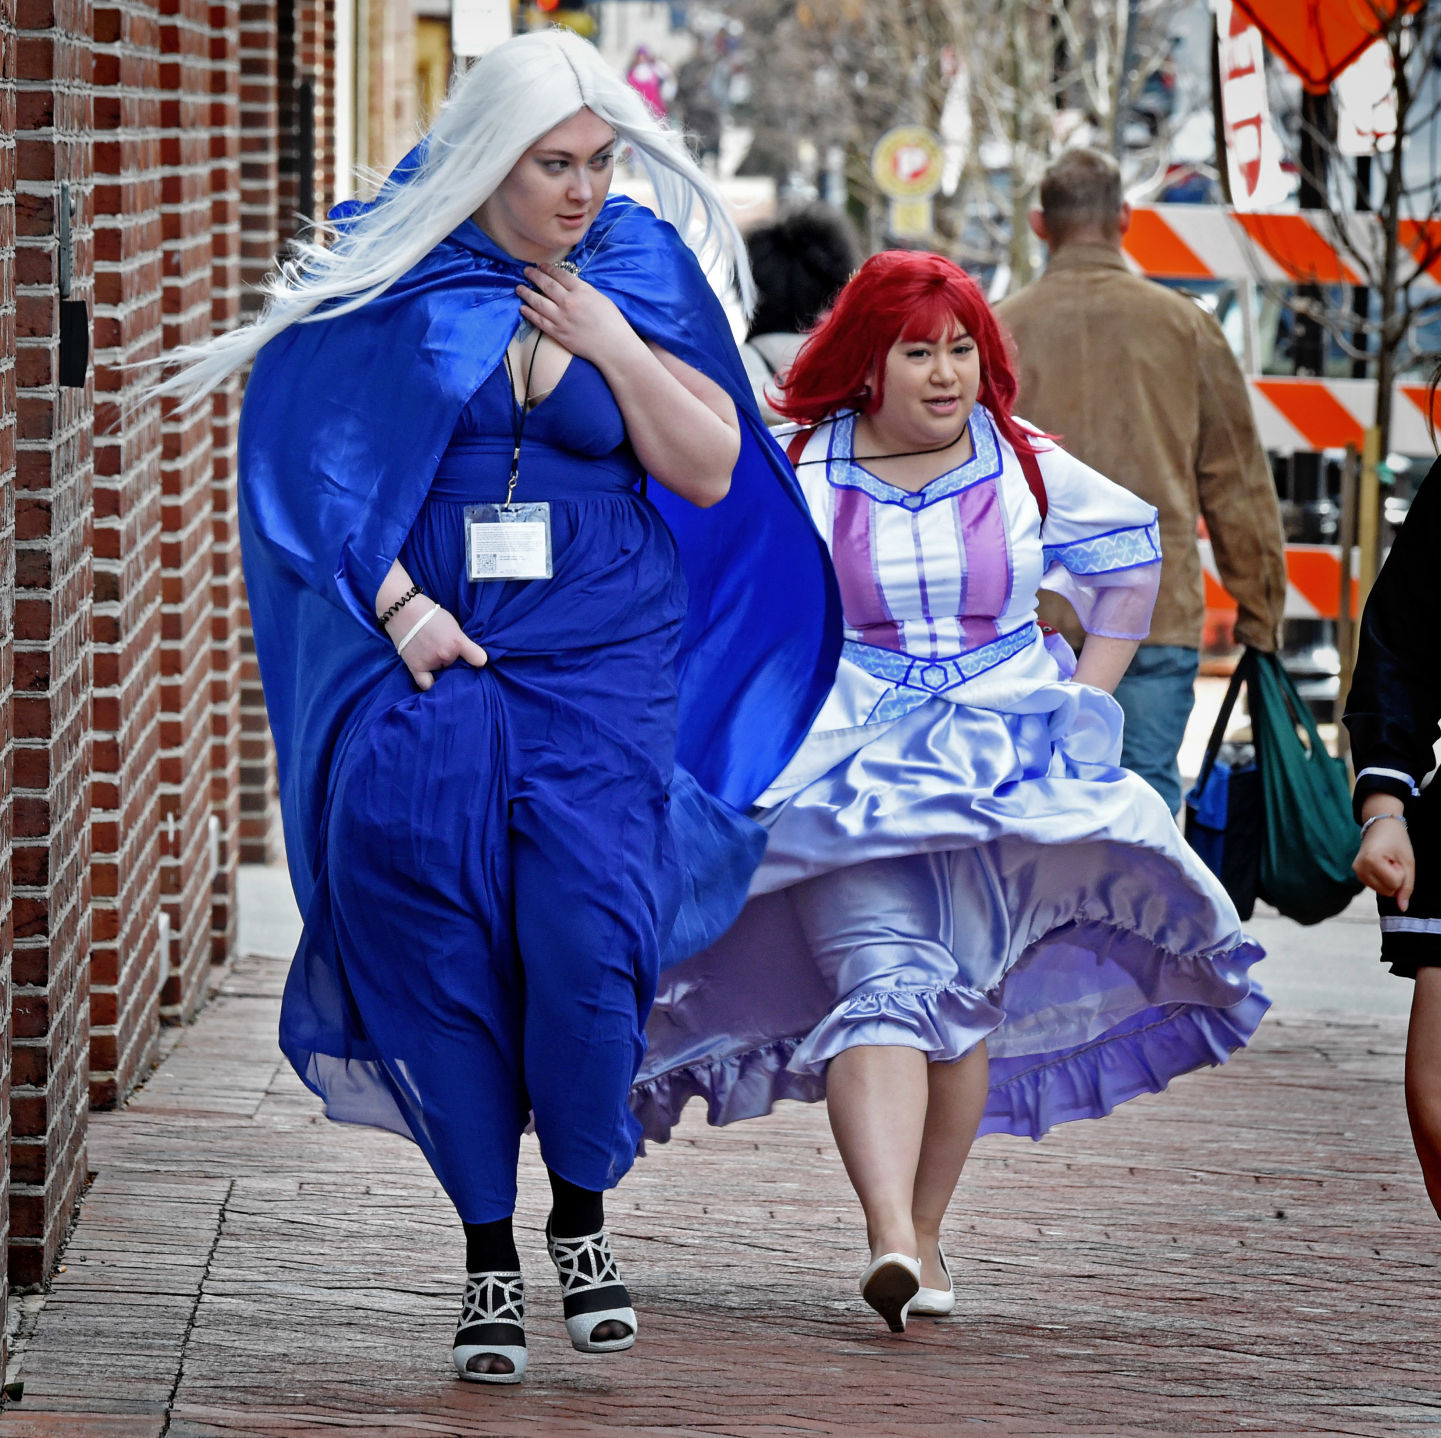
[772,250,1043,457]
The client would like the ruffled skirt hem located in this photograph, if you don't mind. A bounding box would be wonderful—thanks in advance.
[788,979,1005,1074]
[631,935,1267,1146]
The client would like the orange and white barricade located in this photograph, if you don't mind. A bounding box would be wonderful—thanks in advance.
[1122,204,1441,459]
[1123,203,1441,294]
[1200,537,1356,626]
[1248,377,1438,456]
[1122,204,1439,652]
[1198,538,1362,653]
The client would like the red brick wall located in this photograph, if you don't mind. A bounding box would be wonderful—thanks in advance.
[0,0,17,1352]
[234,0,317,868]
[11,0,95,1288]
[155,0,223,1022]
[0,0,350,1296]
[235,0,347,872]
[206,0,241,969]
[89,0,164,1109]
[234,0,277,864]
[234,554,276,860]
[237,0,276,303]
[309,0,335,208]
[306,0,331,206]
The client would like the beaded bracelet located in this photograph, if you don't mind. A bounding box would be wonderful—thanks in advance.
[1360,812,1408,837]
[378,583,422,630]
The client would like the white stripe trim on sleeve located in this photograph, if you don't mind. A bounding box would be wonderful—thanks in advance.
[1358,766,1420,796]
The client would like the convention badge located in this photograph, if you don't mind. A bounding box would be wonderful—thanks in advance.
[465,503,553,582]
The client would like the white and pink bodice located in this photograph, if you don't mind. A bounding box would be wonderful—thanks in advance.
[778,407,1161,741]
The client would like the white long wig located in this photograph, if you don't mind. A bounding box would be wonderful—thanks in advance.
[161,28,753,404]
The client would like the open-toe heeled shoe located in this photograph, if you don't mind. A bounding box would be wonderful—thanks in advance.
[859,1251,921,1333]
[453,1270,527,1384]
[545,1221,637,1354]
[910,1243,956,1317]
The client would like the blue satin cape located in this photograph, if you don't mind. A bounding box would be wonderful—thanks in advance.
[241,193,840,922]
[239,194,841,1178]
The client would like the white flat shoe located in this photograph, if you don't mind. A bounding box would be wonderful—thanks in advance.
[910,1244,956,1317]
[453,1270,527,1384]
[859,1251,921,1333]
[546,1224,637,1354]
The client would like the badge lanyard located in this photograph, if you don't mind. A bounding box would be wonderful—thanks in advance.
[502,333,541,508]
[465,330,554,582]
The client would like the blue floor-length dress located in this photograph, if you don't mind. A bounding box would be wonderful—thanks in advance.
[324,361,699,1220]
[238,196,841,1225]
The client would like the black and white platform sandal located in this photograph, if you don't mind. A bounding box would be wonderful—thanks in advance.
[452,1270,527,1384]
[545,1223,637,1353]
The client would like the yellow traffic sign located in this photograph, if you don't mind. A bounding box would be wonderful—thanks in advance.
[871,126,945,200]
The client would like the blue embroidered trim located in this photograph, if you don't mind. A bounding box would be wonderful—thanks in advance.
[843,624,1036,698]
[827,409,1004,511]
[865,689,936,725]
[1042,520,1162,576]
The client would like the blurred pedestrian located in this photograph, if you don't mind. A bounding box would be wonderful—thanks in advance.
[625,45,674,122]
[635,251,1269,1333]
[742,205,859,423]
[158,29,837,1385]
[1347,363,1441,1220]
[997,147,1286,813]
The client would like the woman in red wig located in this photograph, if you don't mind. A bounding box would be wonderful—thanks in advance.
[634,252,1268,1332]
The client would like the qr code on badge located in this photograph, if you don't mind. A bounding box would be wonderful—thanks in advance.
[468,519,549,580]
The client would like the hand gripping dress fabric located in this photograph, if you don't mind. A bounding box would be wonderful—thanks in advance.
[239,179,842,1223]
[632,412,1269,1144]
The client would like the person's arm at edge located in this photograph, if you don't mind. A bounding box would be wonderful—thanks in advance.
[1347,461,1441,816]
[1347,463,1441,906]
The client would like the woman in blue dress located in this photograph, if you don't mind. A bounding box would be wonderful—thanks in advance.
[159,31,838,1383]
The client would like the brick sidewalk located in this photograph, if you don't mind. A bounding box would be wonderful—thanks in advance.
[2,951,1439,1437]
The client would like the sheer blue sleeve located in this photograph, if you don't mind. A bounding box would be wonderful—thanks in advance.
[1032,443,1162,640]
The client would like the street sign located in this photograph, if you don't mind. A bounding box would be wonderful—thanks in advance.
[887,197,934,238]
[1212,0,1290,209]
[1232,0,1421,93]
[870,126,945,200]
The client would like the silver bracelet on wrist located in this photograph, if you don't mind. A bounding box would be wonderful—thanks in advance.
[1360,812,1408,837]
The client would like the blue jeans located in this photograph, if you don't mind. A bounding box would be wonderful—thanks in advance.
[1112,645,1200,814]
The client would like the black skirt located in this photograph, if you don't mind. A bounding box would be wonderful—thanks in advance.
[1380,781,1441,978]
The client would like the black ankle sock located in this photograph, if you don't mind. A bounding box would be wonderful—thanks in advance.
[547,1169,605,1238]
[463,1216,519,1274]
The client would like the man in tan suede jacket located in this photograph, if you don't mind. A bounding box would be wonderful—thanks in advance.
[997,147,1286,812]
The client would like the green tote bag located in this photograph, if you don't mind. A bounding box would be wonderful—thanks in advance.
[1250,649,1362,925]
